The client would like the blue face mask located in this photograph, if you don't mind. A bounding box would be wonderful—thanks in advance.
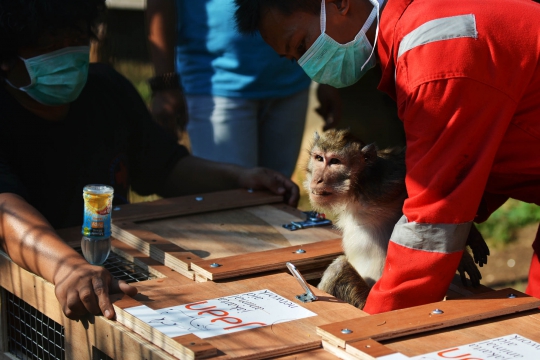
[298,0,381,88]
[8,46,90,106]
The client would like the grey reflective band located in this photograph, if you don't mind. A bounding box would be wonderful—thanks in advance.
[398,14,477,59]
[390,215,471,253]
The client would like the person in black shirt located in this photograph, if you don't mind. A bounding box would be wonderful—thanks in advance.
[0,0,299,321]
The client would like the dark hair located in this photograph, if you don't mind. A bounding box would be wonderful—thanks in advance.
[234,0,320,35]
[0,0,106,64]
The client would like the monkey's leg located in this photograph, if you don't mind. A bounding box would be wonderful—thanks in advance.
[457,249,482,287]
[318,255,371,309]
[466,224,490,267]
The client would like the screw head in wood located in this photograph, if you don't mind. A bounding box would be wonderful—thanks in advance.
[341,328,353,334]
[508,293,517,299]
[210,263,221,268]
[195,196,204,201]
[431,309,444,315]
[295,249,306,254]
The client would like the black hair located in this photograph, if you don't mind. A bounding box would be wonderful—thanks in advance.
[0,0,106,64]
[234,0,320,35]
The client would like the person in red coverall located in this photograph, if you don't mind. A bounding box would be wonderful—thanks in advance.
[233,0,540,314]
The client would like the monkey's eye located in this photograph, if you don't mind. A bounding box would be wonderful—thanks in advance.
[314,155,324,162]
[329,158,341,165]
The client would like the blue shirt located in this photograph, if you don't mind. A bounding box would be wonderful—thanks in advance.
[175,0,311,98]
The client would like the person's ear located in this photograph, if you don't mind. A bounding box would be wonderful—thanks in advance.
[327,0,351,16]
[1,58,16,73]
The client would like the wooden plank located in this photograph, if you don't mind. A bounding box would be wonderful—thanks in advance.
[113,273,366,359]
[322,340,362,360]
[346,339,401,359]
[191,238,342,280]
[111,189,284,223]
[317,288,540,349]
[274,348,339,359]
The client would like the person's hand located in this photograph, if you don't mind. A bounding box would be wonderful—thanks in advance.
[238,167,300,207]
[53,261,138,320]
[150,88,188,139]
[316,84,343,130]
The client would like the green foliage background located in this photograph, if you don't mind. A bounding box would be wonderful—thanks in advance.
[477,199,540,246]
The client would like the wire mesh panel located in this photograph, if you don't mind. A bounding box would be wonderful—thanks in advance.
[5,291,65,360]
[4,249,155,360]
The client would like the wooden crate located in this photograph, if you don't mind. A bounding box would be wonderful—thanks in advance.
[110,189,342,282]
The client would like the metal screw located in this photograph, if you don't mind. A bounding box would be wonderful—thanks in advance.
[508,293,517,299]
[210,263,221,268]
[432,309,444,315]
[341,328,353,334]
[195,197,204,201]
[295,249,306,254]
[113,207,121,211]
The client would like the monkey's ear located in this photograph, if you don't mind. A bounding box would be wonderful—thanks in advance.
[361,143,378,163]
[313,131,320,141]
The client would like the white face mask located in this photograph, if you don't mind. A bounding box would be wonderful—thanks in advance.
[298,0,382,88]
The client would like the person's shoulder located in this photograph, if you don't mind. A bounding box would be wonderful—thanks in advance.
[87,63,134,89]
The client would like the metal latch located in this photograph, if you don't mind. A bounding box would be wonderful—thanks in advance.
[282,211,332,231]
[286,262,318,303]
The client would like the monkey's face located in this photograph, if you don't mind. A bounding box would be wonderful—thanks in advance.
[305,146,364,212]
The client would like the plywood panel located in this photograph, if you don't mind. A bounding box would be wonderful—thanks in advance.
[317,288,540,349]
[136,204,339,260]
[111,189,284,223]
[113,273,366,359]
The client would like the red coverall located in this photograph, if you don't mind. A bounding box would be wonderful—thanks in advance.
[363,0,540,314]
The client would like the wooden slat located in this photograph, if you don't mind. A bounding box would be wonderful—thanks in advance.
[113,272,366,359]
[346,339,400,359]
[111,189,284,223]
[191,238,342,280]
[317,288,540,349]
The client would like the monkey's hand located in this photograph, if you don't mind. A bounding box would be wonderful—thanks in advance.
[318,255,371,309]
[457,250,482,287]
[466,224,490,267]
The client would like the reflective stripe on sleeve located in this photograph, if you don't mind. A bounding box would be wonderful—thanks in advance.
[398,14,477,59]
[390,215,471,253]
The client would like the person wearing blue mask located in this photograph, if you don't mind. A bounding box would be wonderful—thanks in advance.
[235,0,540,314]
[0,0,299,321]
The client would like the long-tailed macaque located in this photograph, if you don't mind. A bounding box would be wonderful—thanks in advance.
[305,129,489,308]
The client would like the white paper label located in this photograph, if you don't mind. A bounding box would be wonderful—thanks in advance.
[125,289,317,339]
[412,334,540,360]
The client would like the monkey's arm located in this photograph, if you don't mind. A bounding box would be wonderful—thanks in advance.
[363,77,513,314]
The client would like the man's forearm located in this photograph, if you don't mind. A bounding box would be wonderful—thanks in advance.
[146,0,178,75]
[0,193,88,285]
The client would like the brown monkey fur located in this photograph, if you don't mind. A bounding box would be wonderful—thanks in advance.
[305,129,490,309]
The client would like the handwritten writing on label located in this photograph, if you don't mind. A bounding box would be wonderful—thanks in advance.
[412,334,540,360]
[125,289,317,339]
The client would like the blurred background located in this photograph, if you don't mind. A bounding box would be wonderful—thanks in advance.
[96,0,539,291]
